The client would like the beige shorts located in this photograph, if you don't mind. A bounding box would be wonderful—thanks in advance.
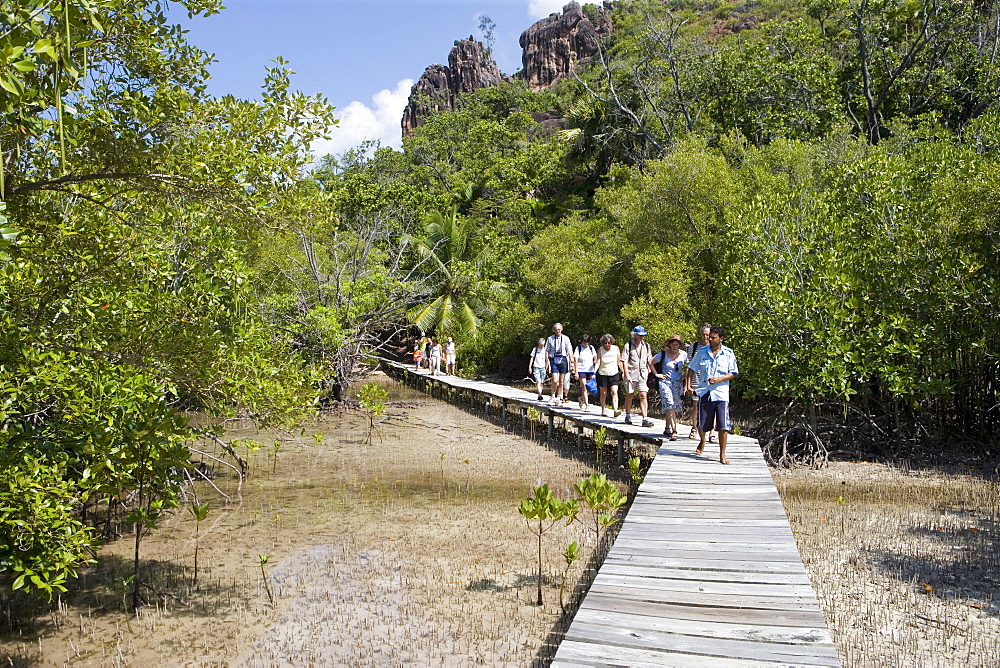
[625,377,648,394]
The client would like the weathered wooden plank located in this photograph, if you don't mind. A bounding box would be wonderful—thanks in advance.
[571,608,833,645]
[598,562,813,585]
[604,554,809,574]
[634,489,783,498]
[620,516,792,527]
[587,582,822,612]
[608,541,804,561]
[618,518,793,531]
[624,506,791,520]
[579,592,830,628]
[553,640,789,668]
[614,528,797,543]
[563,623,840,665]
[590,572,819,598]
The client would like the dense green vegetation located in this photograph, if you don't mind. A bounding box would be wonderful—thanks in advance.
[1,0,998,599]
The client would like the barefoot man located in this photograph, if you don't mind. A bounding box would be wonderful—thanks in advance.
[685,325,739,464]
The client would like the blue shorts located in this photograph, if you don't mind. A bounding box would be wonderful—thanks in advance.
[698,397,731,432]
[531,369,546,383]
[551,356,569,374]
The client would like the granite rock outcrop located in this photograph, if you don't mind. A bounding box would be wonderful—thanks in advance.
[518,1,613,90]
[401,2,614,135]
[401,37,506,136]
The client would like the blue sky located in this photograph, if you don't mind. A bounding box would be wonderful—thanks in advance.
[174,0,570,157]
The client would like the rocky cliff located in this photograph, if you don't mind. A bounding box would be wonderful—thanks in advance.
[401,2,614,136]
[401,37,506,136]
[518,1,613,90]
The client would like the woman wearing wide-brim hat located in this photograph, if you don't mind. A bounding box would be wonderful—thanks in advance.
[653,334,687,440]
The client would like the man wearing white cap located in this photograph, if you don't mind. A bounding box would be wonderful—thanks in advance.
[621,325,655,427]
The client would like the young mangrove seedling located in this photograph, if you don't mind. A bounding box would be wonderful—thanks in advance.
[593,426,608,465]
[627,456,644,485]
[559,541,580,611]
[527,406,540,441]
[270,440,283,474]
[518,483,578,606]
[573,473,626,550]
[187,501,210,585]
[358,381,389,445]
[258,554,274,606]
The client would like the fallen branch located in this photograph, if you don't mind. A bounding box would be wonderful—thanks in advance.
[140,581,190,608]
[192,429,248,479]
[184,454,235,504]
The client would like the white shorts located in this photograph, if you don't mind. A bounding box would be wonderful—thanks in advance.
[625,377,649,394]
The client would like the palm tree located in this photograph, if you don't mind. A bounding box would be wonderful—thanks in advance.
[406,205,504,336]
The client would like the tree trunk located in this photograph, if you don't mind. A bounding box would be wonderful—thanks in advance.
[536,522,543,606]
[132,519,142,611]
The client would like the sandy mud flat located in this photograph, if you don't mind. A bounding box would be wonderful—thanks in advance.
[775,461,1000,666]
[1,379,620,666]
[2,376,997,666]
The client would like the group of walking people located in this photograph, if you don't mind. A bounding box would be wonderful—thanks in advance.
[413,333,456,376]
[528,322,739,464]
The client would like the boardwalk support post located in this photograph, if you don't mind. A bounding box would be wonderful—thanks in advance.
[577,425,584,449]
[501,400,507,429]
[521,406,527,434]
[547,411,554,441]
[617,437,626,465]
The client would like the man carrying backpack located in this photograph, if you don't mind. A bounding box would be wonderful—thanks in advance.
[622,325,655,427]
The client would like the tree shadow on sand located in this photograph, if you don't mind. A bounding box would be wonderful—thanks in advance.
[466,573,559,594]
[1,551,255,646]
[869,516,1000,616]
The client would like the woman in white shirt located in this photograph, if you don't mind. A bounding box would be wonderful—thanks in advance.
[573,333,598,412]
[429,338,443,376]
[595,334,623,417]
[445,336,457,375]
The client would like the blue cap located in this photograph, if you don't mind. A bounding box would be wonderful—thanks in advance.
[632,326,647,335]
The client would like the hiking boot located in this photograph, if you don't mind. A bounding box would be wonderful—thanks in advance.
[624,414,632,425]
[663,425,672,436]
[537,393,543,401]
[642,419,654,428]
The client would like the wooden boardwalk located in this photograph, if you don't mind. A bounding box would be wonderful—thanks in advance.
[390,364,681,462]
[389,365,840,666]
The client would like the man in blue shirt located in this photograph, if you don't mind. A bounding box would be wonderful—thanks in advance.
[685,325,739,465]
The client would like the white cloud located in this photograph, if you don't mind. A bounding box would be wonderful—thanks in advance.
[310,78,413,159]
[527,0,569,20]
